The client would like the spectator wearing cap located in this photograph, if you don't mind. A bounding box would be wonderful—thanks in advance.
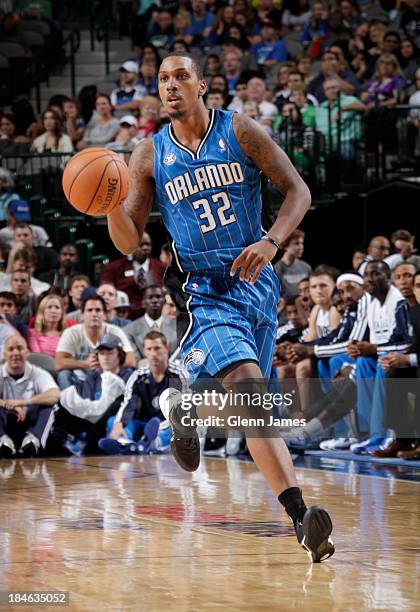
[38,244,79,290]
[0,200,51,251]
[256,0,283,30]
[56,295,135,390]
[111,115,140,150]
[250,19,288,69]
[116,291,130,319]
[183,0,216,48]
[110,61,144,111]
[52,334,134,455]
[0,335,60,458]
[308,50,361,103]
[97,282,130,328]
[124,285,177,361]
[78,94,120,150]
[101,330,185,454]
[0,168,21,224]
[101,231,166,319]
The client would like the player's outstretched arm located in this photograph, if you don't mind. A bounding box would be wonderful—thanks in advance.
[107,139,155,255]
[233,112,311,245]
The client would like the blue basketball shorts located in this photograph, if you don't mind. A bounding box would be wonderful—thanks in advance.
[175,264,280,382]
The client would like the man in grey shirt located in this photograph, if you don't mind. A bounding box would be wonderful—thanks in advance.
[274,229,312,300]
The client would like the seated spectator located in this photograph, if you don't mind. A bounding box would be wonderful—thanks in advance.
[0,113,31,155]
[282,0,311,34]
[162,290,177,320]
[183,0,215,48]
[110,61,143,112]
[250,19,288,70]
[246,77,278,128]
[66,274,91,314]
[27,294,66,358]
[111,115,140,150]
[315,77,365,159]
[55,295,135,390]
[38,244,79,289]
[206,89,226,109]
[352,247,367,272]
[349,261,412,454]
[124,285,178,361]
[173,9,192,41]
[0,168,21,224]
[209,74,232,106]
[392,262,417,307]
[274,229,312,301]
[388,229,420,271]
[399,38,419,82]
[299,2,330,55]
[297,53,314,86]
[31,109,74,154]
[10,269,36,325]
[0,291,27,339]
[209,4,236,45]
[0,199,51,250]
[308,50,360,103]
[97,283,130,327]
[137,61,159,97]
[137,96,161,140]
[145,9,175,50]
[222,49,243,96]
[7,222,57,276]
[351,51,369,85]
[115,291,131,320]
[274,102,314,174]
[0,335,60,458]
[52,334,134,455]
[228,77,248,112]
[204,54,222,78]
[78,94,120,149]
[100,330,185,454]
[63,98,86,147]
[0,246,50,296]
[101,232,166,319]
[358,235,391,275]
[272,64,294,107]
[361,54,405,110]
[289,85,317,128]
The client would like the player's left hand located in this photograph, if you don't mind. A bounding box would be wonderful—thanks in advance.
[230,240,277,285]
[379,352,409,371]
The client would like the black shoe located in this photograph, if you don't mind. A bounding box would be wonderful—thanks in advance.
[168,401,200,472]
[0,434,16,458]
[295,505,335,563]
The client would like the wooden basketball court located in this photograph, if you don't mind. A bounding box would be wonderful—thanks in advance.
[1,455,419,611]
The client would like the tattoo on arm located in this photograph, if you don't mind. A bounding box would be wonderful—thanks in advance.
[123,139,155,232]
[233,113,307,196]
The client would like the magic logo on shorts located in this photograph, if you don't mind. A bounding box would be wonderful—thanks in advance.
[184,349,205,367]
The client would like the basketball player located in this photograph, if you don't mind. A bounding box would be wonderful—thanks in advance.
[107,53,334,562]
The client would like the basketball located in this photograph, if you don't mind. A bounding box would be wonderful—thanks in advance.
[62,148,130,216]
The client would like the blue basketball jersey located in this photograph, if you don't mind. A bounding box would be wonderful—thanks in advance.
[153,109,264,274]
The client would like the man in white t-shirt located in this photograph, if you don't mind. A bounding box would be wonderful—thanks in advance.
[56,296,135,390]
[0,335,60,457]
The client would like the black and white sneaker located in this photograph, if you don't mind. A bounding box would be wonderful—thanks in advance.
[19,433,40,458]
[0,434,16,458]
[295,505,335,563]
[159,388,200,472]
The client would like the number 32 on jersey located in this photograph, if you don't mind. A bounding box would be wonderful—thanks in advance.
[192,191,237,234]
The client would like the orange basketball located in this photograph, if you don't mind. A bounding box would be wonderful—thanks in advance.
[62,148,130,216]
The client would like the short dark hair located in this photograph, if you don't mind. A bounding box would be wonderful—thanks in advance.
[285,295,299,307]
[393,261,416,274]
[81,295,107,313]
[365,259,391,278]
[0,291,17,305]
[161,52,204,80]
[14,222,32,233]
[391,229,413,243]
[143,330,168,346]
